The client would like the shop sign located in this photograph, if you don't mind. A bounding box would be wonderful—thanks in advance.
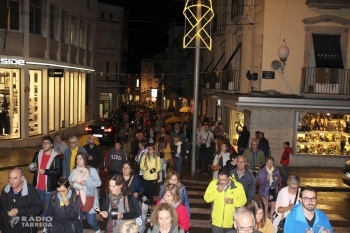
[48,69,64,77]
[0,58,25,65]
[262,71,275,79]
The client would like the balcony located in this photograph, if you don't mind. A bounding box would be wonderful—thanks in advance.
[203,70,240,91]
[300,67,350,95]
[212,13,226,36]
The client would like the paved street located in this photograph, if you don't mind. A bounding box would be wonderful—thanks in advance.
[1,144,350,232]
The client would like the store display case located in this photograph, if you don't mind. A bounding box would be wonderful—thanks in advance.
[229,110,244,152]
[296,113,350,156]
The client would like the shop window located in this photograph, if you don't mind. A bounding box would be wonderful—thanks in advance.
[0,69,20,139]
[60,76,65,128]
[228,110,244,151]
[49,78,55,131]
[29,70,42,136]
[70,73,74,125]
[296,112,350,156]
[29,0,42,35]
[78,74,82,122]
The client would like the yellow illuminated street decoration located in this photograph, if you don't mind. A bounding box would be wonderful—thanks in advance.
[183,0,214,50]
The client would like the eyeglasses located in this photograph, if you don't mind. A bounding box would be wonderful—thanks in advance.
[237,161,245,163]
[69,141,77,144]
[302,197,317,202]
[41,142,51,145]
[252,143,258,146]
[237,226,254,233]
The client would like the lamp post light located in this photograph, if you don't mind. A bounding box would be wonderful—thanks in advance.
[270,39,290,74]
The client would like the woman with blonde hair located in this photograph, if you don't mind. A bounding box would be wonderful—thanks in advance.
[158,170,190,217]
[119,220,139,233]
[148,203,185,233]
[247,198,273,233]
[140,145,161,206]
[156,184,190,231]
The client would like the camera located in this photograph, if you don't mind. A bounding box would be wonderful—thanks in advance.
[150,168,156,174]
[110,210,119,219]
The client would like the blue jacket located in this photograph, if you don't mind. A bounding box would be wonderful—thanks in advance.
[284,203,333,233]
[125,175,145,197]
[158,183,191,218]
[63,146,88,177]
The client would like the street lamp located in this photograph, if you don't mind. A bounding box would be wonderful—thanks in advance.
[271,39,290,74]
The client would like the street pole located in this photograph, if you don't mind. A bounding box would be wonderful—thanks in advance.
[190,0,201,176]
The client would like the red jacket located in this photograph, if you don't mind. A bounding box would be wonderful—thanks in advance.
[156,199,190,231]
[280,147,292,165]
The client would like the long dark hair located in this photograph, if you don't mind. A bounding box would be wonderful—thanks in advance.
[122,161,134,176]
[106,173,130,196]
[75,152,90,169]
[247,198,266,228]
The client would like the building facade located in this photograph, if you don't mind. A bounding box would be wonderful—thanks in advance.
[94,3,127,117]
[0,0,97,147]
[201,0,350,166]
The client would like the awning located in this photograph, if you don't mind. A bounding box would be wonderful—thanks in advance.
[222,43,242,71]
[312,34,344,68]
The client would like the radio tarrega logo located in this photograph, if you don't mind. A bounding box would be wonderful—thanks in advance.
[20,216,53,228]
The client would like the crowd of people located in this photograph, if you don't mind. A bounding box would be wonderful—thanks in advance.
[0,106,334,233]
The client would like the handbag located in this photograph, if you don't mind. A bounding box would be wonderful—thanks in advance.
[81,196,94,212]
[211,163,220,171]
[275,188,299,233]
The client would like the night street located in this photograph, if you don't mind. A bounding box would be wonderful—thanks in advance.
[0,144,350,232]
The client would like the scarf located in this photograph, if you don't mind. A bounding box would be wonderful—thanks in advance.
[149,131,154,144]
[57,189,73,206]
[266,166,274,187]
[175,141,182,158]
[160,198,181,209]
[107,192,124,232]
[71,166,89,204]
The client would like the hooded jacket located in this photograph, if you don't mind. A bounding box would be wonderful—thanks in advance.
[204,177,247,228]
[32,149,63,192]
[284,203,333,233]
[280,147,293,166]
[0,178,43,233]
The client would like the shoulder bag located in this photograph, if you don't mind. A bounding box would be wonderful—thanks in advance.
[276,189,299,233]
[200,133,209,150]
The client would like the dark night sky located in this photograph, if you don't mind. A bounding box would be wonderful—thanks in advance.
[98,0,185,73]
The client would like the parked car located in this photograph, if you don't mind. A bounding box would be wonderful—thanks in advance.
[343,160,350,186]
[84,118,119,143]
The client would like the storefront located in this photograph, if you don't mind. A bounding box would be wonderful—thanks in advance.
[217,94,350,167]
[99,93,112,117]
[0,57,93,147]
[296,112,350,156]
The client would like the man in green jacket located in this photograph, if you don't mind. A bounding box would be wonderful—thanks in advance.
[204,168,247,232]
[243,138,265,171]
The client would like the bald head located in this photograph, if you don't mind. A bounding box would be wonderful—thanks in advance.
[9,167,24,190]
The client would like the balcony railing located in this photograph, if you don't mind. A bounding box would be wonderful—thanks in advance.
[213,13,226,34]
[300,67,350,95]
[203,70,240,91]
